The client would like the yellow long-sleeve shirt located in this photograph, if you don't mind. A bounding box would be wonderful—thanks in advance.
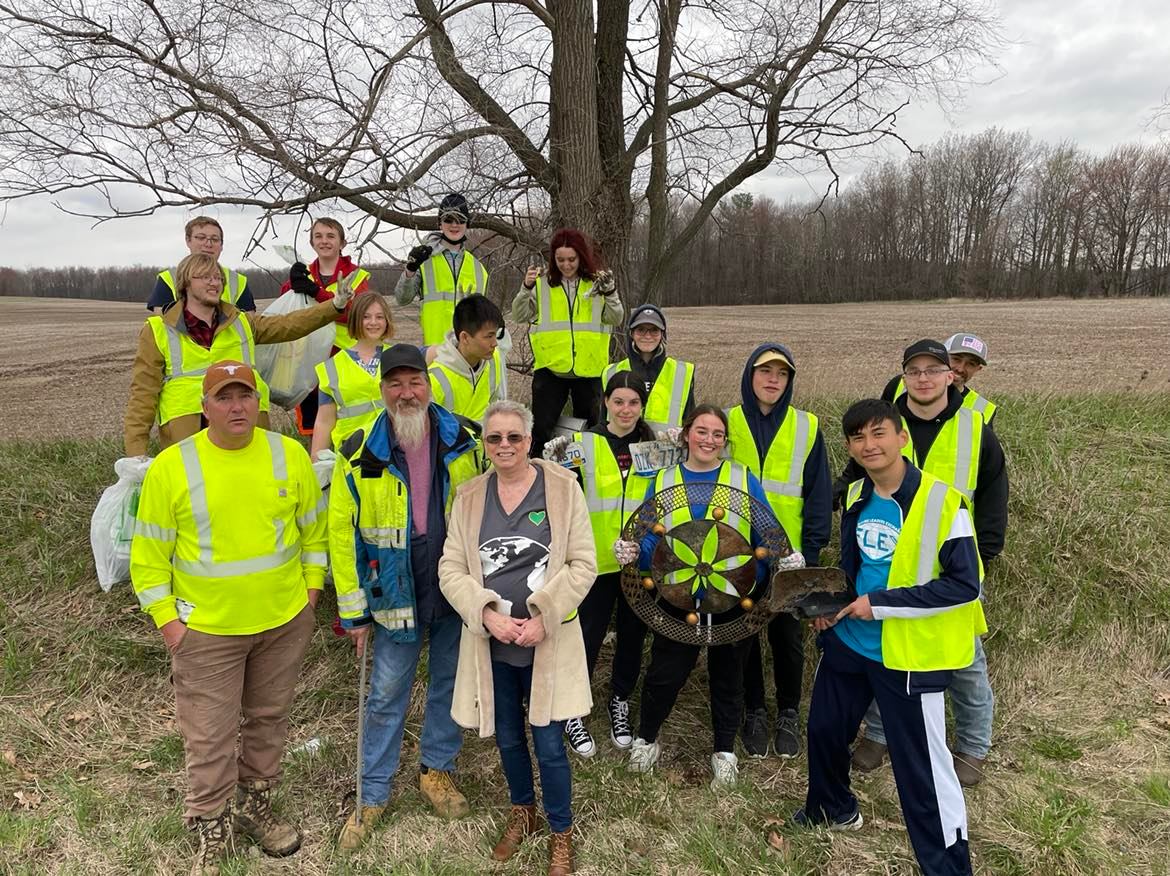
[130,429,328,635]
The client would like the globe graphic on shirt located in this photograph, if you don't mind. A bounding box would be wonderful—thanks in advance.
[479,537,550,592]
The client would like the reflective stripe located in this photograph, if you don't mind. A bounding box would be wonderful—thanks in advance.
[135,520,176,542]
[472,258,487,293]
[136,583,172,608]
[324,356,381,420]
[179,438,214,563]
[337,589,368,611]
[531,280,572,333]
[431,368,455,407]
[302,551,328,566]
[232,319,252,368]
[953,409,974,499]
[227,269,241,303]
[267,432,288,552]
[297,494,327,528]
[578,437,623,513]
[175,543,300,578]
[915,480,949,585]
[360,525,408,549]
[663,361,688,429]
[970,395,988,414]
[488,354,499,393]
[759,409,810,497]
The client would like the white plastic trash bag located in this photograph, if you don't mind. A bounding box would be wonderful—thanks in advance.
[91,456,152,592]
[253,292,335,409]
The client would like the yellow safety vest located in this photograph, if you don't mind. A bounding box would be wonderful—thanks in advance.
[529,278,612,376]
[602,357,694,432]
[418,251,488,346]
[652,460,753,538]
[573,431,655,575]
[901,409,984,501]
[726,405,816,551]
[323,268,372,350]
[160,266,247,306]
[428,349,504,424]
[314,350,383,451]
[893,379,997,425]
[845,474,987,671]
[148,315,271,426]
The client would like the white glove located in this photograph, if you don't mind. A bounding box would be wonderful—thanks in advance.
[542,435,571,462]
[613,539,640,566]
[331,271,357,311]
[654,427,682,444]
[775,551,806,571]
[592,269,616,296]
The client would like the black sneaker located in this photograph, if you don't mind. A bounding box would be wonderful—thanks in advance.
[608,696,633,750]
[740,707,769,758]
[564,717,596,758]
[792,805,863,831]
[774,708,801,758]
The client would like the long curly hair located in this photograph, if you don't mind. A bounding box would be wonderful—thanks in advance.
[546,228,602,286]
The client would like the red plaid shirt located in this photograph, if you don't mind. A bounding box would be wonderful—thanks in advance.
[183,307,218,348]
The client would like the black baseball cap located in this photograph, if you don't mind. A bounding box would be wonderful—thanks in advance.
[380,344,428,378]
[902,339,950,369]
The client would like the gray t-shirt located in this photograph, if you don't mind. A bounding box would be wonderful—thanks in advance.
[479,468,551,667]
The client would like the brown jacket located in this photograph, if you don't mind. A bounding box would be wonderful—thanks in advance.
[123,298,339,456]
[439,459,597,736]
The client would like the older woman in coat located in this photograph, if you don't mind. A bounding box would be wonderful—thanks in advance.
[439,399,596,876]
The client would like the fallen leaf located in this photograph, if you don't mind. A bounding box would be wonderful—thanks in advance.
[66,710,95,723]
[14,790,41,810]
[120,604,138,614]
[767,830,789,852]
[762,814,785,828]
[1154,691,1170,707]
[132,760,154,771]
[2,750,16,768]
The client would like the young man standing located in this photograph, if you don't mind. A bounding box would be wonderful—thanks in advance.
[395,193,490,346]
[848,340,1007,786]
[727,344,832,758]
[428,294,508,424]
[793,399,984,876]
[882,333,997,426]
[147,217,255,312]
[130,361,326,875]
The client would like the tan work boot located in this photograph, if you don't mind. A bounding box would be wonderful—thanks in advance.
[851,737,887,772]
[492,804,542,862]
[547,826,574,876]
[419,767,470,819]
[953,753,986,788]
[234,778,301,857]
[338,804,387,852]
[189,801,235,876]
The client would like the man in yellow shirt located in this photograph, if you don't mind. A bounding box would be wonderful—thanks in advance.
[130,360,327,876]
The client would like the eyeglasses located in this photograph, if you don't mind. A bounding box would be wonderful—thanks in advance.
[439,212,467,224]
[484,432,526,445]
[194,274,224,285]
[904,366,950,379]
[190,234,223,244]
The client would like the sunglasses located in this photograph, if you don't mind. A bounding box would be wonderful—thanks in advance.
[484,432,526,446]
[439,212,467,224]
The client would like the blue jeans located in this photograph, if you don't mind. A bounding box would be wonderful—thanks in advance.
[492,660,572,832]
[863,637,994,759]
[360,613,462,805]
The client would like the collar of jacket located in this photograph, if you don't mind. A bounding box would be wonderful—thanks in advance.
[360,401,475,467]
[163,296,241,337]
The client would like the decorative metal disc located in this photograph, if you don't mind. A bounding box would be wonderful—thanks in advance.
[620,482,790,645]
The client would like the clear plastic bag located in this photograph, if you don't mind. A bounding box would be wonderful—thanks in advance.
[253,292,336,409]
[90,456,152,592]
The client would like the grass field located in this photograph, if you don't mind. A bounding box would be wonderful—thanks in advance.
[1,297,1169,874]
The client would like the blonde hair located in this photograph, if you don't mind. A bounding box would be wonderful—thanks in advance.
[174,253,221,298]
[346,292,394,342]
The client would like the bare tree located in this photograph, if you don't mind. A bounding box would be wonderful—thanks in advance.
[0,0,998,300]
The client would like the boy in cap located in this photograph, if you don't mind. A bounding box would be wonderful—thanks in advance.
[727,344,832,757]
[845,339,1007,787]
[882,333,997,426]
[395,193,490,346]
[601,303,695,432]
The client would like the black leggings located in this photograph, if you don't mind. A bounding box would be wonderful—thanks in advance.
[742,612,805,713]
[529,369,601,457]
[577,571,648,700]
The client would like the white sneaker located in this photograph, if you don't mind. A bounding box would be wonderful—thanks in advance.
[608,696,633,750]
[564,717,596,758]
[710,751,739,790]
[628,738,661,773]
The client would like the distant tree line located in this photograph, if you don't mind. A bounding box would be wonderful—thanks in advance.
[3,129,1168,306]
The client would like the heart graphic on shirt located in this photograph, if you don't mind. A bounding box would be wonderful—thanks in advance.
[528,510,547,526]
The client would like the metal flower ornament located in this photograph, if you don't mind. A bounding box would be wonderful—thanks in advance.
[663,523,753,603]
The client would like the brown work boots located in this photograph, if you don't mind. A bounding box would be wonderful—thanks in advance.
[419,766,470,818]
[852,737,987,788]
[338,804,387,851]
[234,778,302,856]
[851,737,888,772]
[492,804,542,861]
[189,802,235,876]
[548,826,574,875]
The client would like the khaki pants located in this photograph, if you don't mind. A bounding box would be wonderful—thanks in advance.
[172,604,314,819]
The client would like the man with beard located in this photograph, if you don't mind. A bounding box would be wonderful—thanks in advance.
[329,344,482,850]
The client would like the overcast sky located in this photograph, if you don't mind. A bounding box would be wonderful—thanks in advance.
[2,0,1168,271]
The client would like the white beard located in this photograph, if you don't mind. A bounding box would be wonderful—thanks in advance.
[390,402,429,451]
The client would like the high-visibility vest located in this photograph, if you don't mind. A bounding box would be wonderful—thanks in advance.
[148,315,271,425]
[159,266,247,306]
[418,251,488,346]
[574,432,654,575]
[726,405,816,551]
[323,268,372,350]
[901,408,984,501]
[602,357,694,432]
[314,350,383,451]
[652,461,753,538]
[845,474,987,671]
[893,378,997,425]
[528,278,612,376]
[429,349,504,424]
